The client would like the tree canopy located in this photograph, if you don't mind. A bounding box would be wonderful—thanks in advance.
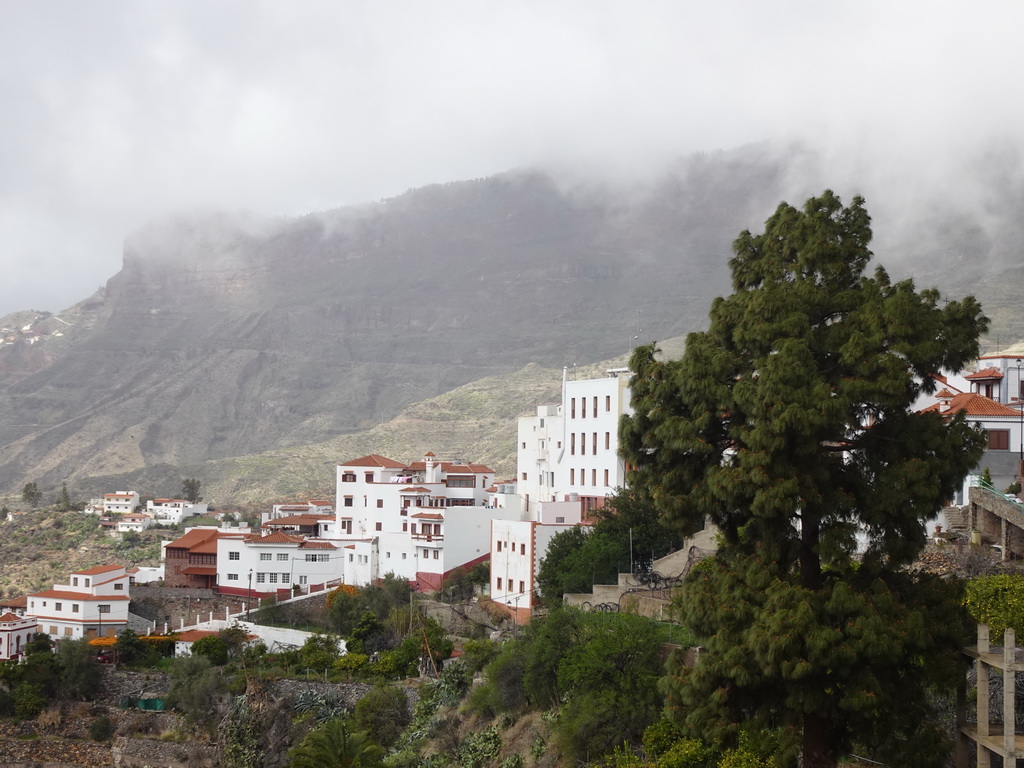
[620,191,987,768]
[182,477,203,503]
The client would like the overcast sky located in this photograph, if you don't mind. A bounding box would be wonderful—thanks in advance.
[2,1,1023,315]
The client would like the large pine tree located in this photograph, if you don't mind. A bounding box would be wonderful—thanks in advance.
[621,191,987,768]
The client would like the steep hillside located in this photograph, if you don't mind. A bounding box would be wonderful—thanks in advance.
[1,142,1023,500]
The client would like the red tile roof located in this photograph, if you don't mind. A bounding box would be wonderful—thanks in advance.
[340,454,406,468]
[0,612,31,624]
[399,487,432,493]
[176,629,217,642]
[0,596,27,608]
[73,564,123,576]
[264,514,333,527]
[244,531,303,545]
[411,512,444,520]
[180,567,217,576]
[29,589,130,601]
[165,528,227,554]
[298,540,337,549]
[965,367,1004,380]
[922,392,1021,417]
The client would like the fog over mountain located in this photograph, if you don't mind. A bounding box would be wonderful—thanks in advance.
[2,139,1024,500]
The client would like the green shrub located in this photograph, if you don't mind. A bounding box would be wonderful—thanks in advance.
[965,574,1024,639]
[90,715,115,742]
[659,738,716,768]
[13,683,47,720]
[333,653,370,675]
[355,684,410,748]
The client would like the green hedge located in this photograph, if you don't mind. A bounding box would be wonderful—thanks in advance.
[965,574,1024,640]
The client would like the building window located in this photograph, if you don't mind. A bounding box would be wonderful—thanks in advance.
[372,522,381,532]
[521,472,527,481]
[277,553,288,561]
[555,516,565,523]
[256,573,266,583]
[341,472,356,482]
[49,626,57,635]
[520,543,526,555]
[365,472,374,483]
[592,469,597,486]
[496,578,503,590]
[299,575,308,584]
[281,573,289,581]
[228,573,238,581]
[229,552,240,560]
[593,396,598,415]
[386,551,391,558]
[581,433,585,455]
[520,580,525,593]
[570,468,575,485]
[260,553,272,561]
[72,577,78,586]
[606,395,611,412]
[571,433,576,455]
[593,433,597,453]
[402,553,407,559]
[114,582,124,590]
[344,497,353,507]
[582,397,587,418]
[98,604,111,614]
[605,432,610,450]
[377,499,384,508]
[434,550,439,560]
[72,604,79,613]
[497,541,502,552]
[522,442,526,449]
[446,476,476,488]
[988,429,1011,450]
[84,579,90,587]
[55,602,62,611]
[269,574,278,583]
[348,554,354,562]
[570,398,576,418]
[604,469,609,486]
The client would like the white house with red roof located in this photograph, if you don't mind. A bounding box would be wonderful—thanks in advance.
[215,530,341,600]
[334,452,522,590]
[26,564,130,640]
[117,512,154,533]
[0,612,36,660]
[919,362,1024,500]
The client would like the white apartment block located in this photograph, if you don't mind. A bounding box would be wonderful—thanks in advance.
[147,499,209,524]
[117,513,154,533]
[26,564,131,640]
[492,368,634,618]
[103,491,140,515]
[216,531,341,598]
[490,501,584,622]
[518,368,633,515]
[334,453,521,591]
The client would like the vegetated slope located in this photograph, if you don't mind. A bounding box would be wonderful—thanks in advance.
[74,340,687,506]
[1,142,1023,500]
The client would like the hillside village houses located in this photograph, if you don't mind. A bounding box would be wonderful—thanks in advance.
[25,564,130,641]
[101,491,139,515]
[0,611,36,660]
[147,498,209,525]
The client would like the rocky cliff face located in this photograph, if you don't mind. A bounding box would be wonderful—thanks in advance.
[2,145,1023,499]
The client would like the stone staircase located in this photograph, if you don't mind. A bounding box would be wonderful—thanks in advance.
[942,505,970,533]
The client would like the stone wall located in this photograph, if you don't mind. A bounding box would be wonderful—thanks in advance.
[112,736,219,768]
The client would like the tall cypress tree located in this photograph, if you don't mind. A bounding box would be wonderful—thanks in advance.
[621,191,987,768]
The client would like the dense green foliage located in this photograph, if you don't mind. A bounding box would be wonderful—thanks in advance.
[472,608,671,761]
[182,477,203,503]
[536,489,686,605]
[965,574,1024,639]
[621,192,986,768]
[354,685,410,748]
[287,715,384,768]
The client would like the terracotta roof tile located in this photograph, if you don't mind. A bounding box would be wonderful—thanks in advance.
[0,612,31,623]
[965,367,1004,380]
[923,392,1021,417]
[298,540,337,549]
[244,531,303,545]
[340,454,406,468]
[73,564,123,576]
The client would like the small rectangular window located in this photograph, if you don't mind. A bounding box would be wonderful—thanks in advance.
[571,433,576,455]
[497,541,502,552]
[520,543,526,555]
[55,602,62,611]
[520,580,525,593]
[114,582,124,590]
[376,522,382,531]
[299,575,308,584]
[269,574,278,583]
[260,553,272,561]
[72,604,80,613]
[228,573,238,580]
[344,497,354,507]
[604,469,609,486]
[606,395,611,412]
[570,468,575,485]
[377,499,384,508]
[988,429,1011,450]
[497,577,503,590]
[257,573,266,583]
[277,553,288,561]
[521,472,527,481]
[98,604,111,614]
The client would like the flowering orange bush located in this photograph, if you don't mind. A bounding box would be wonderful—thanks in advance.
[325,583,360,608]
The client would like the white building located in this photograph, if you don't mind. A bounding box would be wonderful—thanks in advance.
[103,491,140,515]
[147,499,209,525]
[491,368,634,619]
[26,564,131,640]
[0,612,36,660]
[215,531,341,599]
[334,453,521,591]
[490,501,585,623]
[117,513,154,534]
[518,368,633,517]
